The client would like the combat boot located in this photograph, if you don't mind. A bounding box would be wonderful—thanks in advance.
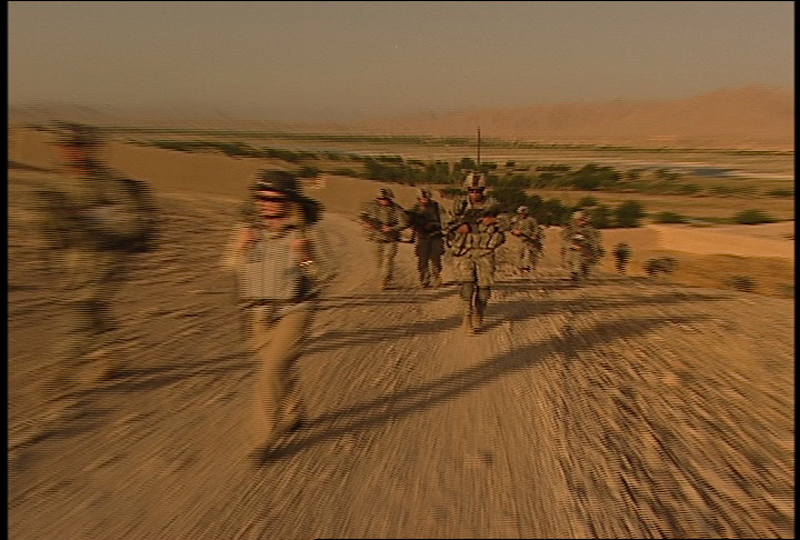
[462,309,475,334]
[474,302,486,330]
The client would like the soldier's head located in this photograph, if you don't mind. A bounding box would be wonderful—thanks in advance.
[572,210,590,224]
[53,122,103,171]
[418,189,433,205]
[463,172,487,203]
[377,188,394,206]
[252,170,302,219]
[517,205,529,216]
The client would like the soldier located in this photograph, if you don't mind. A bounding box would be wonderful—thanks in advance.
[407,189,445,288]
[38,122,159,395]
[222,170,337,461]
[358,188,409,289]
[509,205,544,273]
[445,172,506,334]
[561,210,604,281]
[612,242,632,274]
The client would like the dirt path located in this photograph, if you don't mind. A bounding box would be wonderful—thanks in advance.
[8,175,794,539]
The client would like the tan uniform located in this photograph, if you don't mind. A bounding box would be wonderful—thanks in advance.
[358,200,409,286]
[38,165,154,389]
[223,204,336,450]
[510,214,543,271]
[561,222,604,279]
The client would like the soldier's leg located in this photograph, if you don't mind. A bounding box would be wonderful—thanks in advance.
[249,304,313,449]
[474,285,491,327]
[383,241,398,285]
[473,254,495,328]
[415,239,430,286]
[430,238,444,286]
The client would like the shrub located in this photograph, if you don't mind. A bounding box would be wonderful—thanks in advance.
[724,275,757,293]
[766,189,794,198]
[588,204,613,228]
[296,166,321,178]
[732,209,776,225]
[644,257,678,277]
[576,196,599,208]
[653,211,689,224]
[615,200,646,228]
[330,168,359,177]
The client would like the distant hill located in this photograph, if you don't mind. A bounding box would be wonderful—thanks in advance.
[355,85,794,150]
[8,85,793,150]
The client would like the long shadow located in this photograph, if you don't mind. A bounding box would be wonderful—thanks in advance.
[315,288,454,312]
[262,312,710,462]
[9,353,253,454]
[304,289,728,355]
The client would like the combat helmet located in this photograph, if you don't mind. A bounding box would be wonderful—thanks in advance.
[53,121,103,148]
[517,205,529,214]
[378,188,395,199]
[572,209,590,221]
[463,171,487,190]
[253,170,302,199]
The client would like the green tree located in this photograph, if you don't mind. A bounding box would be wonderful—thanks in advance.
[615,200,646,228]
[588,204,613,228]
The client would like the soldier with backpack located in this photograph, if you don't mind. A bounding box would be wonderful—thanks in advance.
[37,122,160,396]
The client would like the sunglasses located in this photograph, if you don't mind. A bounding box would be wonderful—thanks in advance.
[256,195,290,203]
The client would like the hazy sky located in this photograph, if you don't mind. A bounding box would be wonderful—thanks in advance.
[8,1,794,120]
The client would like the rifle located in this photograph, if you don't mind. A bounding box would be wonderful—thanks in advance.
[360,213,401,241]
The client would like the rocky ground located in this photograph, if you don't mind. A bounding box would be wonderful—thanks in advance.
[8,170,794,539]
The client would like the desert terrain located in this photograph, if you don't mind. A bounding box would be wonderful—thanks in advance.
[7,123,795,539]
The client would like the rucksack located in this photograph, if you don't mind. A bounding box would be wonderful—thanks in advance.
[117,176,160,253]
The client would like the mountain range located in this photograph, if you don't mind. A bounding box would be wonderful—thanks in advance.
[8,85,793,150]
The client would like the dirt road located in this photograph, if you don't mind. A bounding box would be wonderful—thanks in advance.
[8,172,794,539]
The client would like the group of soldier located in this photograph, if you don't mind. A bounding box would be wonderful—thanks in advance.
[31,122,611,463]
[358,171,606,334]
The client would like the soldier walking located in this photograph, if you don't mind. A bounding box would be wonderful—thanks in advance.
[445,172,506,334]
[38,122,159,396]
[223,170,337,461]
[612,242,632,274]
[509,205,544,273]
[561,210,604,280]
[358,188,409,289]
[407,189,445,288]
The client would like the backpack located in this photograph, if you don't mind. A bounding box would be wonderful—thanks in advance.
[115,176,160,253]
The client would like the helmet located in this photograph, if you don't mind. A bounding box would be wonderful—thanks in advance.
[419,189,433,199]
[572,210,590,221]
[253,170,302,199]
[378,188,395,199]
[53,121,103,148]
[517,205,528,214]
[463,171,486,190]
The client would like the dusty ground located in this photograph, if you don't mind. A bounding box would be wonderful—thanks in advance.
[8,162,794,539]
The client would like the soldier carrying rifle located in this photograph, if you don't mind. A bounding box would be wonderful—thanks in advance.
[561,210,604,281]
[359,188,409,290]
[445,172,506,334]
[509,205,545,273]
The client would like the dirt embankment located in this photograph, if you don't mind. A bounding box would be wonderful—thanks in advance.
[8,148,794,539]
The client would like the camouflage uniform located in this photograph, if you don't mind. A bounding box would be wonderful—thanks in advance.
[561,211,604,280]
[358,189,409,288]
[407,190,445,287]
[445,173,506,333]
[38,125,157,391]
[509,207,544,271]
[222,171,336,456]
